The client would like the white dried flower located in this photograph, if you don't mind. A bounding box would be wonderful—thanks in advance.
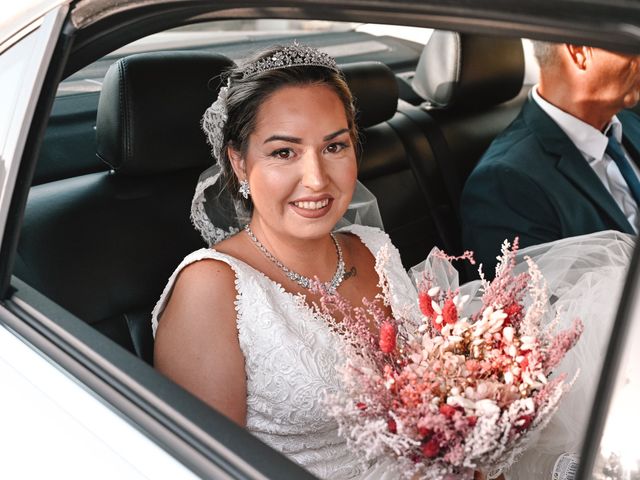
[428,286,440,297]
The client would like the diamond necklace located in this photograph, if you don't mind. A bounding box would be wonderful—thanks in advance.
[244,225,346,292]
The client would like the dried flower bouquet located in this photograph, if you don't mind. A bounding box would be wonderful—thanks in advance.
[315,239,583,479]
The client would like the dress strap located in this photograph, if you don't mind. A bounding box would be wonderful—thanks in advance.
[338,225,421,325]
[151,248,246,337]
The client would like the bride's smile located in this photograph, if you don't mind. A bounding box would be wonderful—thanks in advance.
[290,195,333,218]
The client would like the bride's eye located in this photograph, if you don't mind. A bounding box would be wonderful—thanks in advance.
[325,142,348,154]
[270,148,294,159]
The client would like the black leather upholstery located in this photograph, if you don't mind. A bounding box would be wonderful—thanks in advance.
[96,51,233,175]
[342,62,399,129]
[17,171,204,361]
[344,62,449,267]
[402,32,528,225]
[18,51,235,364]
[412,31,524,110]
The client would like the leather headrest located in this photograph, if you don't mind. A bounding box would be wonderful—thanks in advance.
[96,51,234,175]
[412,31,524,109]
[342,61,398,128]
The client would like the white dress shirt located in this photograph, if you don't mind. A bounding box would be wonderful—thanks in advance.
[532,86,640,233]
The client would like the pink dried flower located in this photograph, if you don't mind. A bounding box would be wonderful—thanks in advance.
[433,249,476,265]
[544,318,584,373]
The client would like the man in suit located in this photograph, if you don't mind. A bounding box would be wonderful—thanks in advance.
[461,42,640,274]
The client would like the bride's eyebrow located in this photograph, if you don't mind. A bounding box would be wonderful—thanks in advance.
[323,128,349,141]
[263,128,349,145]
[264,134,302,144]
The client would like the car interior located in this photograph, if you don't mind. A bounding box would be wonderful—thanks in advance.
[14,23,533,366]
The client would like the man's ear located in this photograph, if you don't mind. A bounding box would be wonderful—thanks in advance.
[565,44,591,71]
[228,146,246,181]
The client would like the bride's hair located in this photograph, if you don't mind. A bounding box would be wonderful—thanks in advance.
[215,45,360,210]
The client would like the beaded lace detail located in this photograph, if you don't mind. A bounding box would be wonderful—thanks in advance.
[151,225,420,479]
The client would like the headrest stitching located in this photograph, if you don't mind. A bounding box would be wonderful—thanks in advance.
[121,59,133,168]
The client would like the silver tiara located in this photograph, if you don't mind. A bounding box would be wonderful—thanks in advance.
[202,43,339,162]
[242,43,339,79]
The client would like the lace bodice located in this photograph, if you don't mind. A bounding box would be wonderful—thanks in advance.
[152,225,420,479]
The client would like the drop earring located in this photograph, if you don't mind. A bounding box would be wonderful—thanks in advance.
[239,179,251,199]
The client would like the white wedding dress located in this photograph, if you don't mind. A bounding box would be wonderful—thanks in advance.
[152,225,635,480]
[152,225,420,479]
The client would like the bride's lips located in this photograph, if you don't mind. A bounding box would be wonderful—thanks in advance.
[289,196,333,218]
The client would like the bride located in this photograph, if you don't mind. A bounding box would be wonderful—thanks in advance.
[152,43,632,479]
[153,43,410,479]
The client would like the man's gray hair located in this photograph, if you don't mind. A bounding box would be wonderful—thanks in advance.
[532,41,560,69]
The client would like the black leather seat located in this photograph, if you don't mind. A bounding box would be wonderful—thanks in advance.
[405,30,528,219]
[16,51,234,364]
[342,62,448,268]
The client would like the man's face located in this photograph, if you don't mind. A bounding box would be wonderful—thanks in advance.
[589,49,640,111]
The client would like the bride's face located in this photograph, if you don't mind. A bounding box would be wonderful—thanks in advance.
[230,84,357,241]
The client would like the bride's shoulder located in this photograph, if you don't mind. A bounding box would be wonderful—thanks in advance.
[151,242,247,337]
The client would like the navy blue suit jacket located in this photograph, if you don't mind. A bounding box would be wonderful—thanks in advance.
[461,97,640,274]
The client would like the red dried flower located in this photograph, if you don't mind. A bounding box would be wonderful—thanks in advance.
[503,303,523,324]
[379,321,396,354]
[387,418,397,433]
[467,415,478,427]
[439,404,458,418]
[442,298,458,325]
[356,402,367,410]
[515,414,533,431]
[418,426,431,438]
[419,291,435,318]
[422,438,440,458]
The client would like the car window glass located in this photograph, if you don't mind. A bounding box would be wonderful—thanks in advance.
[0,29,40,152]
[588,302,640,479]
[57,19,433,98]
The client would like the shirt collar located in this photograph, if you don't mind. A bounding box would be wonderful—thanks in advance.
[532,85,622,161]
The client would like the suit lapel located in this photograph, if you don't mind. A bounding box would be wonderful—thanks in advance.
[522,98,635,233]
